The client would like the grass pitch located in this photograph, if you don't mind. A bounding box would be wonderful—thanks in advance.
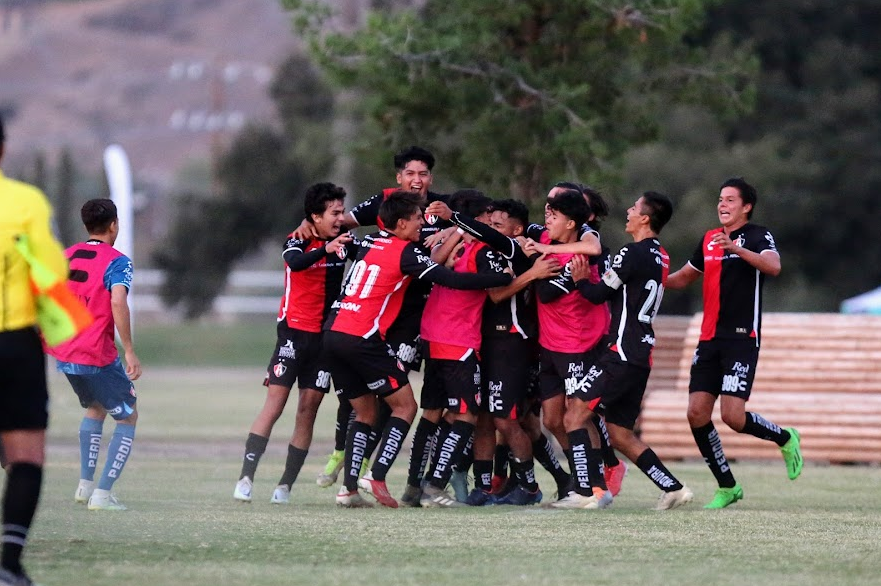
[20,367,881,586]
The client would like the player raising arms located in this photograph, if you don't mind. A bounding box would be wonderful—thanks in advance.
[665,178,802,509]
[323,190,512,508]
[234,183,356,504]
[554,191,693,510]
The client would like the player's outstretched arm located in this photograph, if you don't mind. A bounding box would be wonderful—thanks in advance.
[571,255,616,304]
[488,254,561,303]
[523,231,601,257]
[665,263,701,290]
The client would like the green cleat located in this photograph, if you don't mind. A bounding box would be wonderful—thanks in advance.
[780,427,803,480]
[704,484,743,509]
[316,450,345,488]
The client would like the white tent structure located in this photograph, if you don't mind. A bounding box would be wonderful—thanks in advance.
[840,286,881,314]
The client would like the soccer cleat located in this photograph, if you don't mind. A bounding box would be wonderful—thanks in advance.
[449,470,470,502]
[400,484,423,507]
[74,479,94,504]
[358,472,399,508]
[233,476,253,502]
[549,491,600,509]
[593,487,613,509]
[603,461,628,496]
[270,484,291,505]
[780,427,803,480]
[316,450,345,487]
[465,488,494,506]
[0,568,38,586]
[335,485,374,508]
[656,486,694,510]
[704,484,744,509]
[494,485,543,506]
[419,484,464,508]
[87,491,127,511]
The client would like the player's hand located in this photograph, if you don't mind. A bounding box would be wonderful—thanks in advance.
[523,238,551,256]
[325,232,354,256]
[570,254,590,282]
[425,226,457,250]
[444,241,465,268]
[124,350,142,381]
[529,253,562,280]
[425,201,453,221]
[711,231,738,252]
[292,217,319,241]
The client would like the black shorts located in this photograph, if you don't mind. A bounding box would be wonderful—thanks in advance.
[482,335,537,419]
[421,348,482,414]
[386,311,423,372]
[0,328,49,432]
[264,323,331,392]
[569,351,650,430]
[689,338,759,400]
[538,346,603,402]
[323,330,409,400]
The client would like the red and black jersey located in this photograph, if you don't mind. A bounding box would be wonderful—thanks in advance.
[325,231,513,340]
[277,234,358,333]
[688,223,779,344]
[578,238,669,368]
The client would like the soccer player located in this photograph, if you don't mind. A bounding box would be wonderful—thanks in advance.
[323,190,512,508]
[666,177,802,509]
[1,113,68,586]
[234,183,356,504]
[308,146,449,487]
[47,198,141,511]
[554,191,694,510]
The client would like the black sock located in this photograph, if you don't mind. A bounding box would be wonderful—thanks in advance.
[278,445,308,488]
[453,431,475,474]
[406,418,438,487]
[691,422,736,488]
[428,419,453,471]
[594,417,620,467]
[635,448,683,492]
[2,463,42,575]
[511,457,539,493]
[428,420,475,489]
[368,401,394,459]
[493,444,510,478]
[473,459,493,491]
[587,447,607,491]
[532,435,570,490]
[334,399,354,452]
[370,417,411,482]
[741,412,791,447]
[566,428,592,496]
[343,421,372,492]
[240,433,269,480]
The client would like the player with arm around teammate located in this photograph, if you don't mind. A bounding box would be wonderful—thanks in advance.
[665,177,802,509]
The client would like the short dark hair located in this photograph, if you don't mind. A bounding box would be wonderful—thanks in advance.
[379,189,423,230]
[640,191,674,234]
[720,177,757,219]
[394,146,435,171]
[449,189,493,218]
[582,186,609,229]
[547,189,589,228]
[304,182,346,223]
[81,198,118,234]
[491,198,529,227]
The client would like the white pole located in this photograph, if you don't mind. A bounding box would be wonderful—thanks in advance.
[103,144,135,332]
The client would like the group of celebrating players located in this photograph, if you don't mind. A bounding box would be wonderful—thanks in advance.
[231,145,803,511]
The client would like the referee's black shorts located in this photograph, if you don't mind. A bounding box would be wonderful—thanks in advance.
[0,327,49,432]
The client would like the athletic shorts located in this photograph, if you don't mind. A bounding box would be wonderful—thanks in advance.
[0,328,49,432]
[386,311,423,372]
[538,346,603,402]
[482,335,536,419]
[569,351,650,430]
[421,346,482,414]
[323,330,409,400]
[264,323,331,392]
[64,357,137,421]
[689,338,759,400]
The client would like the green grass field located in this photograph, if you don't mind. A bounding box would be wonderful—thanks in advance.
[18,359,881,586]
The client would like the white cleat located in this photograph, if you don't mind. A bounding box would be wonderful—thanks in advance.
[335,485,374,508]
[270,484,291,505]
[549,491,600,509]
[655,486,694,510]
[419,484,464,508]
[234,476,253,502]
[74,479,95,504]
[87,490,127,511]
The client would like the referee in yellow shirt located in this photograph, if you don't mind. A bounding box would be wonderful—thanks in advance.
[0,113,68,586]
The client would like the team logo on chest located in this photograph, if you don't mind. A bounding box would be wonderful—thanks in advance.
[424,212,438,225]
[336,246,347,260]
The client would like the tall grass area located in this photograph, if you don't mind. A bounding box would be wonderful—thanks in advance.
[20,367,881,586]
